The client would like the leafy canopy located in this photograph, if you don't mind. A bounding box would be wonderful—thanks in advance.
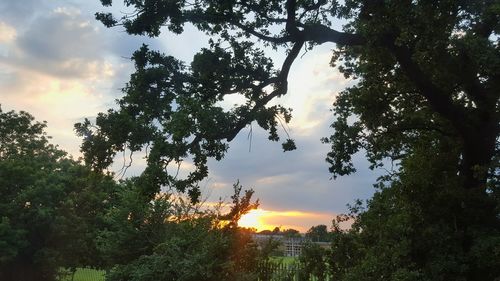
[328,134,500,281]
[75,2,499,280]
[0,107,118,281]
[79,0,499,201]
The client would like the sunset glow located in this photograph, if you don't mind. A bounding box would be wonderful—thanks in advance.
[238,209,269,231]
[237,208,331,232]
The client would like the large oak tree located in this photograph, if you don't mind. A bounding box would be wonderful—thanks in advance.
[79,0,498,197]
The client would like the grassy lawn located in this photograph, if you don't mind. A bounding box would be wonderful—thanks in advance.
[270,256,298,265]
[59,268,105,281]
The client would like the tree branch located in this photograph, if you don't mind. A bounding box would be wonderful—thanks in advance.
[298,0,327,21]
[386,41,469,136]
[456,49,491,107]
[232,22,292,44]
[285,0,300,36]
[224,41,305,141]
[301,24,365,45]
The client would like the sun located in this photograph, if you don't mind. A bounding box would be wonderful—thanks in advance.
[238,209,270,231]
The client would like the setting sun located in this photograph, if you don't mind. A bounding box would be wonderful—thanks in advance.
[238,209,270,231]
[237,208,327,232]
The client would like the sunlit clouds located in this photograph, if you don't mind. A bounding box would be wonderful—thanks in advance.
[0,5,124,155]
[274,47,353,135]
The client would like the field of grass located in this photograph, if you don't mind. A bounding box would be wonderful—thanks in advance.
[59,268,105,281]
[270,256,298,265]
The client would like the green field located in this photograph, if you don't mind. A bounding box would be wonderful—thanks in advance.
[270,256,298,265]
[59,268,105,281]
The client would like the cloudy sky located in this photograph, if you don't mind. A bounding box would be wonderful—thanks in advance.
[0,0,380,232]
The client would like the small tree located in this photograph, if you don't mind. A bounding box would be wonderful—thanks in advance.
[0,106,117,281]
[299,242,328,281]
[100,181,261,281]
[306,225,331,242]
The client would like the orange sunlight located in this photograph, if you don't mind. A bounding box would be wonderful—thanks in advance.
[238,209,270,231]
[238,208,329,232]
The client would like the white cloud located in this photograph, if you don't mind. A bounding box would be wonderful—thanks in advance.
[0,22,16,43]
[278,46,353,135]
[256,175,291,185]
[53,6,82,16]
[1,7,112,80]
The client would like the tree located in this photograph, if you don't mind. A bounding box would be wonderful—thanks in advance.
[79,1,499,279]
[282,228,302,238]
[306,225,331,242]
[0,107,118,281]
[328,136,500,280]
[99,181,261,281]
[299,242,328,281]
[257,235,284,258]
[80,0,499,199]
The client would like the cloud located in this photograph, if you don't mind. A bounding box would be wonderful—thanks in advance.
[0,0,42,26]
[158,23,211,63]
[201,46,379,218]
[0,22,16,43]
[0,70,116,154]
[1,7,112,80]
[256,175,291,185]
[204,121,378,216]
[272,44,354,135]
[0,3,133,155]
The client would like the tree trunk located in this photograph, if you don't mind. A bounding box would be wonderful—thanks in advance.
[460,108,498,190]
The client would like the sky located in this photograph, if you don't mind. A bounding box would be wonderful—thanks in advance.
[0,0,380,232]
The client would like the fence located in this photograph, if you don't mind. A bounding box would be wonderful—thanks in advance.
[58,262,330,281]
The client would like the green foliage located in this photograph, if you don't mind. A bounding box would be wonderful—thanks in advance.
[75,41,292,201]
[298,242,328,281]
[323,1,499,188]
[88,0,499,201]
[281,228,301,238]
[89,1,499,280]
[305,224,331,242]
[96,179,171,267]
[0,107,118,281]
[328,137,500,281]
[99,181,261,281]
[259,236,284,258]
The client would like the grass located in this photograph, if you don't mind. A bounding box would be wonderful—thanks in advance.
[59,268,105,281]
[270,256,298,265]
